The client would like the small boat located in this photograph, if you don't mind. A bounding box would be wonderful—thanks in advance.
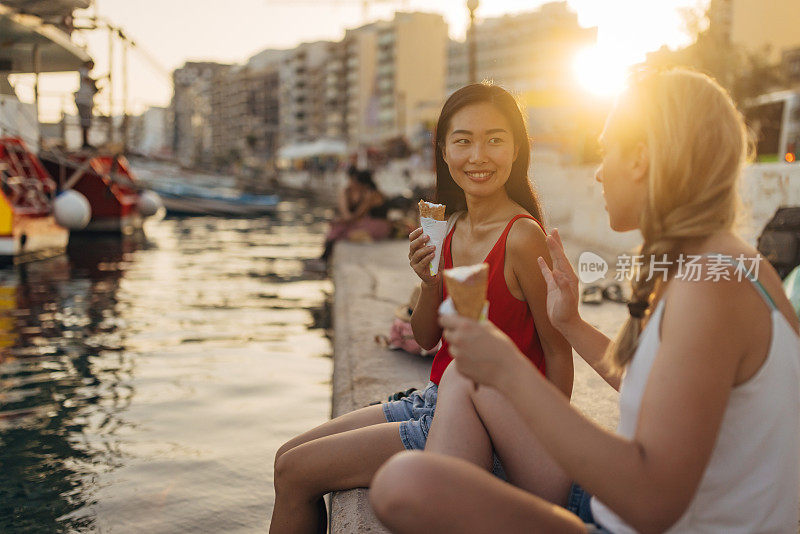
[40,151,163,235]
[150,182,279,217]
[0,138,89,263]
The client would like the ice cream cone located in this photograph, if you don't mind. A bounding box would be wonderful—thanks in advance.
[418,200,448,275]
[418,200,446,221]
[443,263,489,319]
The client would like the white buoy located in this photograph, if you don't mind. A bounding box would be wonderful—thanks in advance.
[53,190,91,230]
[137,190,164,218]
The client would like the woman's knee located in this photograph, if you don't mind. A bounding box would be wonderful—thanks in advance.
[439,362,472,393]
[370,451,438,524]
[274,438,297,472]
[273,444,311,495]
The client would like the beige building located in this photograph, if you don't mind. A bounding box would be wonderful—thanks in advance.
[710,0,800,63]
[279,41,332,146]
[374,12,448,143]
[447,2,595,98]
[293,12,447,150]
[171,61,230,167]
[209,54,283,170]
[323,23,379,146]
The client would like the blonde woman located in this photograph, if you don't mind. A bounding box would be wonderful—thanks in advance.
[370,69,800,533]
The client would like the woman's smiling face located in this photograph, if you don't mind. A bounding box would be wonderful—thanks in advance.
[442,102,519,198]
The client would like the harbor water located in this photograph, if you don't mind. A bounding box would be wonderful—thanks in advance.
[0,198,333,532]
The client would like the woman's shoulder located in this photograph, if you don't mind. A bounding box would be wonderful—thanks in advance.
[505,214,547,255]
[659,246,798,347]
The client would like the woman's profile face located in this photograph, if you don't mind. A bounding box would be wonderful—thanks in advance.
[595,106,649,233]
[442,102,519,199]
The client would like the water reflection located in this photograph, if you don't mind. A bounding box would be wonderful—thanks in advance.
[0,200,333,533]
[0,238,133,532]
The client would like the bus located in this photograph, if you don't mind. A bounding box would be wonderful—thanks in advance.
[744,90,800,163]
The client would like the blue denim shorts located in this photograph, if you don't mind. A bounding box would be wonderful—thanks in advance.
[565,484,613,533]
[381,381,508,480]
[382,381,438,450]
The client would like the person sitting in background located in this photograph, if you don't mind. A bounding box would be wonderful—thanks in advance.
[319,167,391,263]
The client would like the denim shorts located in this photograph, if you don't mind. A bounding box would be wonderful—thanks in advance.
[382,381,438,450]
[565,484,613,533]
[381,381,508,480]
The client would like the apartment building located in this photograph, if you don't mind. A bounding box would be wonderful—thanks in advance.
[279,41,331,146]
[447,2,595,96]
[209,64,244,165]
[374,12,448,143]
[209,50,283,168]
[323,23,379,146]
[171,61,230,167]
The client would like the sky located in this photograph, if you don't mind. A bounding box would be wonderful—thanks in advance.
[11,0,708,121]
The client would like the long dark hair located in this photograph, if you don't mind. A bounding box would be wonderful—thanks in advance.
[433,83,544,224]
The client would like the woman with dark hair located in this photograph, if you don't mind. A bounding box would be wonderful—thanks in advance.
[270,83,572,534]
[319,167,391,263]
[431,83,543,219]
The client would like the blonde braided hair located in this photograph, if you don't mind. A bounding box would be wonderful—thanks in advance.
[605,68,749,370]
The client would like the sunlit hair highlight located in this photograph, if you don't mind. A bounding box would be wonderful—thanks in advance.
[605,68,749,370]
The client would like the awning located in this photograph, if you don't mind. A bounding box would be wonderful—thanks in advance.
[278,139,348,159]
[0,5,91,73]
[1,1,91,18]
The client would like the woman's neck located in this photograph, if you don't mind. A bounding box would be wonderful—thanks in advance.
[463,188,516,229]
[675,229,739,257]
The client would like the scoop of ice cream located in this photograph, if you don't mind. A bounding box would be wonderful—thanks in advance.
[418,200,446,221]
[444,263,487,282]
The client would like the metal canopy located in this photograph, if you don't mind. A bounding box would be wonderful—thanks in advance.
[1,1,91,18]
[0,5,91,73]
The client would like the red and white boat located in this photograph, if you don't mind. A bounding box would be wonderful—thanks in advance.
[41,152,161,235]
[0,138,83,263]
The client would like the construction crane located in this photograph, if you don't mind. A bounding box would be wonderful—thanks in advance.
[265,0,411,23]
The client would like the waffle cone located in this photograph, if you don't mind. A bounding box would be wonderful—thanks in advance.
[443,264,488,319]
[418,200,446,221]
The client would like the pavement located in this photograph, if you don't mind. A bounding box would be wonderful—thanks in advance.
[329,234,625,533]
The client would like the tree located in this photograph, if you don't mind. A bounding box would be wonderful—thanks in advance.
[645,4,787,106]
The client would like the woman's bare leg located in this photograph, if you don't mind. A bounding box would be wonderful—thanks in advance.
[427,365,571,505]
[274,403,387,467]
[270,422,406,534]
[370,451,587,534]
[425,364,494,470]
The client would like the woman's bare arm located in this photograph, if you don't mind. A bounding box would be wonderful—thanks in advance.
[407,227,443,350]
[537,229,620,389]
[507,219,573,397]
[441,276,746,533]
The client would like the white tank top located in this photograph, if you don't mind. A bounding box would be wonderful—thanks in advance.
[591,278,800,533]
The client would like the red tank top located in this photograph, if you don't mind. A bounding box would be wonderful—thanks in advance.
[429,214,547,384]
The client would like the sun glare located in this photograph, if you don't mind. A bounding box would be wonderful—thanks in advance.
[572,45,630,98]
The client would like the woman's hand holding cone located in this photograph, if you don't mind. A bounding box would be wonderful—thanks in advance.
[409,227,440,287]
[439,314,523,390]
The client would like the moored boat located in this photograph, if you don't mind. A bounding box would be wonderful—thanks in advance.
[41,151,163,235]
[0,138,89,263]
[150,181,279,217]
